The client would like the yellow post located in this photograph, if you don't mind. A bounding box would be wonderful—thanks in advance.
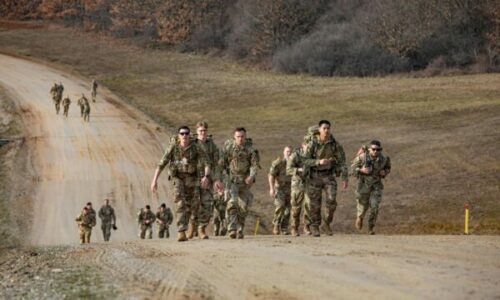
[464,202,470,235]
[254,217,260,236]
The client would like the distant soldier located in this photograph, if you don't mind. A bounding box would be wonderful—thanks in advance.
[220,127,260,239]
[351,140,391,235]
[77,96,85,118]
[212,187,228,236]
[303,120,348,237]
[137,205,156,239]
[62,95,71,117]
[286,143,316,236]
[91,79,98,102]
[268,146,293,235]
[188,121,223,240]
[75,207,96,244]
[156,203,174,238]
[98,198,116,242]
[50,82,58,102]
[79,94,91,122]
[150,126,210,242]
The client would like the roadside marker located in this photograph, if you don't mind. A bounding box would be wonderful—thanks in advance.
[464,202,470,235]
[254,217,260,236]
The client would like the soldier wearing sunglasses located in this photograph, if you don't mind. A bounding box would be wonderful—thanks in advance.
[351,140,391,235]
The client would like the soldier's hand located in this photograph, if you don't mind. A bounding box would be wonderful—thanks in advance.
[245,176,254,186]
[342,180,348,190]
[360,166,371,174]
[151,180,158,193]
[201,176,209,189]
[379,170,386,178]
[269,188,276,198]
[214,180,224,193]
[318,159,330,166]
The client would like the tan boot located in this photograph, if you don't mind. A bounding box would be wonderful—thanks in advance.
[198,226,209,240]
[237,230,244,239]
[272,224,281,235]
[304,225,312,236]
[177,231,188,242]
[321,222,333,236]
[291,226,299,237]
[187,222,195,239]
[311,225,320,237]
[229,230,237,239]
[355,217,363,231]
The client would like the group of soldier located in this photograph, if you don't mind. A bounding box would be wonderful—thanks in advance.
[74,116,390,243]
[75,199,116,244]
[49,79,98,122]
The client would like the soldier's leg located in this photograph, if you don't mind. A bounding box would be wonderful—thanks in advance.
[368,189,383,233]
[140,225,146,239]
[85,228,91,243]
[237,186,253,238]
[173,178,189,232]
[321,177,338,235]
[306,177,323,236]
[185,183,198,238]
[188,190,200,239]
[226,183,240,237]
[158,225,165,238]
[220,205,227,236]
[291,188,304,230]
[146,225,153,239]
[281,189,292,234]
[79,228,85,244]
[272,189,286,234]
[166,226,170,238]
[101,223,107,241]
[198,187,213,238]
[213,208,221,236]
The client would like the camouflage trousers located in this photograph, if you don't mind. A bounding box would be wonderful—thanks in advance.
[101,221,112,241]
[272,186,291,230]
[213,200,227,236]
[79,105,84,117]
[139,224,153,239]
[79,225,92,244]
[63,105,69,117]
[227,182,253,233]
[172,174,199,232]
[291,184,310,229]
[190,185,214,229]
[55,101,61,114]
[158,224,170,238]
[306,174,338,227]
[356,185,383,230]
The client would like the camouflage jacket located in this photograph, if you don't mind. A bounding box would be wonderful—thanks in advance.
[62,97,71,107]
[158,139,208,178]
[220,138,260,182]
[351,152,391,190]
[304,135,348,181]
[269,157,291,189]
[76,212,96,228]
[98,205,116,223]
[137,209,156,225]
[156,209,173,226]
[286,149,317,189]
[194,137,221,181]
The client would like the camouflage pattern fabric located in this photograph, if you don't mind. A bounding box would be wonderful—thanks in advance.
[137,209,156,239]
[98,205,116,242]
[75,212,96,244]
[156,208,174,238]
[269,157,291,228]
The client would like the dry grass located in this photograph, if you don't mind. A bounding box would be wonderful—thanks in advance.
[0,25,499,234]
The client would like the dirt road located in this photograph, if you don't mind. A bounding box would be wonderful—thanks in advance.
[1,54,499,299]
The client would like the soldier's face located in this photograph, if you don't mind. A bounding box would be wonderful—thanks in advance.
[197,127,208,140]
[234,131,246,146]
[178,130,190,143]
[369,145,382,158]
[283,147,292,160]
[319,124,330,138]
[160,207,165,212]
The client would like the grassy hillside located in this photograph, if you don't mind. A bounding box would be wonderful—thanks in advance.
[0,24,499,234]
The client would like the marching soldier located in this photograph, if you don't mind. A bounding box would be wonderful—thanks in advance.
[351,140,391,235]
[268,146,293,235]
[62,95,71,117]
[156,203,174,238]
[137,205,156,239]
[75,207,96,244]
[98,199,116,242]
[91,79,98,102]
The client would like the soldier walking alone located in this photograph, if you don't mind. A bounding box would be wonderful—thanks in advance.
[91,79,98,102]
[98,198,116,242]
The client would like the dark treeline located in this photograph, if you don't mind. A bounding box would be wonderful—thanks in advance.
[1,0,499,76]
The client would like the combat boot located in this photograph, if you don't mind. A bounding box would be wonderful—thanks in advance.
[187,221,195,239]
[321,222,333,236]
[368,225,375,235]
[177,231,188,242]
[355,217,363,231]
[220,227,227,236]
[304,225,312,236]
[198,226,209,240]
[291,226,299,237]
[237,230,244,239]
[310,225,320,237]
[281,226,290,235]
[229,230,237,239]
[272,224,281,235]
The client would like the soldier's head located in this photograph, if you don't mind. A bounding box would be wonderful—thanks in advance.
[368,140,382,158]
[104,198,110,205]
[283,146,292,160]
[234,127,246,146]
[196,121,208,141]
[318,120,331,139]
[145,205,151,211]
[86,202,92,208]
[178,126,191,144]
[83,207,89,214]
[160,203,166,211]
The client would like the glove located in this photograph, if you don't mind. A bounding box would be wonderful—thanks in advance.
[112,224,118,230]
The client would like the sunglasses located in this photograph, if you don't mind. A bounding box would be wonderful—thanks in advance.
[371,148,382,152]
[179,132,190,136]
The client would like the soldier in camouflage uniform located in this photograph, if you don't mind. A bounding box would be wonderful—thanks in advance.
[86,202,96,218]
[268,146,293,235]
[75,207,96,244]
[91,79,98,102]
[137,205,156,239]
[62,95,71,117]
[156,203,174,238]
[98,198,116,242]
[77,96,85,118]
[303,120,348,237]
[351,140,391,235]
[188,122,223,239]
[286,143,316,236]
[151,126,210,242]
[220,127,260,239]
[79,94,91,122]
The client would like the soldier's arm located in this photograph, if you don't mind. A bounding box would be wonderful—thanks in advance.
[336,143,349,181]
[211,143,222,181]
[111,207,116,223]
[383,156,391,176]
[268,159,279,188]
[249,148,260,179]
[351,154,364,177]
